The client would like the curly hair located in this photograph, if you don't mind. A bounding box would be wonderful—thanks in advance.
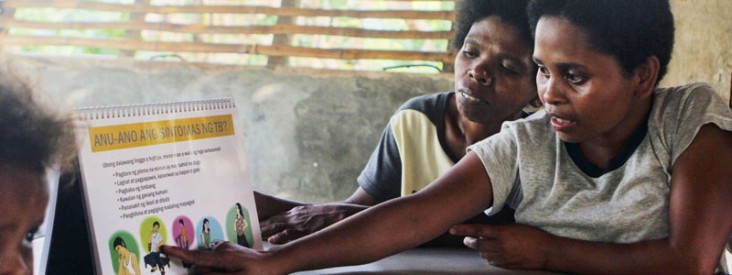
[0,73,75,175]
[528,0,675,84]
[451,0,532,51]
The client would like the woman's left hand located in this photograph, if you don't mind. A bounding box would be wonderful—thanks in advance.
[450,223,554,270]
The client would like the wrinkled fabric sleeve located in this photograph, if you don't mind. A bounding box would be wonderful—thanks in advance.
[467,126,520,215]
[357,120,403,202]
[662,84,732,164]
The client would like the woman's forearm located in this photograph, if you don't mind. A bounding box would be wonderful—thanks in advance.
[266,153,493,273]
[254,191,307,221]
[270,196,464,273]
[546,236,719,274]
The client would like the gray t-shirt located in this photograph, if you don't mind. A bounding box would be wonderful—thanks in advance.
[470,83,732,244]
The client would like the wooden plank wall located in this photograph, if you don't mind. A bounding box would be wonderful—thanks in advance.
[0,0,457,73]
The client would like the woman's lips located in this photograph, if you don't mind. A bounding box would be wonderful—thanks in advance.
[460,90,487,104]
[550,115,576,132]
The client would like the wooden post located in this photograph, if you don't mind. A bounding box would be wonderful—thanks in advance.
[442,7,457,73]
[267,0,299,69]
[121,0,150,58]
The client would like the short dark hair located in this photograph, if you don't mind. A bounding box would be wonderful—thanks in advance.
[113,236,126,248]
[528,0,675,84]
[0,73,74,174]
[451,0,532,51]
[153,221,160,227]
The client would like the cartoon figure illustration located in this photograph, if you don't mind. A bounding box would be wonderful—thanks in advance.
[235,203,251,248]
[113,237,141,275]
[200,218,212,249]
[143,221,169,274]
[175,218,189,249]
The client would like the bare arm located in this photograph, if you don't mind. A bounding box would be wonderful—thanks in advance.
[163,152,494,274]
[254,191,307,221]
[259,187,380,243]
[255,180,379,221]
[268,153,493,272]
[453,124,732,274]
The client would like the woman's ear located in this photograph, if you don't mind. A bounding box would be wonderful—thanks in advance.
[634,56,660,98]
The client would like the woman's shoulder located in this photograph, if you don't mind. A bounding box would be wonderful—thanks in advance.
[653,82,721,109]
[389,91,452,128]
[501,110,552,133]
[397,91,452,113]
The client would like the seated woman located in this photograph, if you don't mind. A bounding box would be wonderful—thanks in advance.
[0,74,74,274]
[255,0,540,245]
[163,0,732,274]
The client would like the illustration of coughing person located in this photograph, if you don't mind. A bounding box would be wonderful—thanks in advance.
[114,237,141,275]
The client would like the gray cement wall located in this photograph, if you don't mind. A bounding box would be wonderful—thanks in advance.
[11,55,452,203]
[666,0,732,104]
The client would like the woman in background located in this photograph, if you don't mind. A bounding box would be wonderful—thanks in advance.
[255,0,540,246]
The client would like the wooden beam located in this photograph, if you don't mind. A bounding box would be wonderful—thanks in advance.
[0,34,454,63]
[0,19,453,39]
[2,1,455,20]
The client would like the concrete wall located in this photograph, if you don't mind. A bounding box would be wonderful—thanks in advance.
[666,0,732,104]
[11,56,452,203]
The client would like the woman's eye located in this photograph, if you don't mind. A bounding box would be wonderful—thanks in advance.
[462,50,478,58]
[566,72,586,84]
[500,62,520,74]
[538,65,550,78]
[23,228,38,245]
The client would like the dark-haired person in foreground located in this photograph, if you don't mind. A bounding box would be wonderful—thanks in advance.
[164,0,732,273]
[254,0,539,245]
[0,74,75,274]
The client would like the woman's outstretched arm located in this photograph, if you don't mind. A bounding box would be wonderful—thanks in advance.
[164,152,494,274]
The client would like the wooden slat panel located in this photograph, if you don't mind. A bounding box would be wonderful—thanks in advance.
[0,19,452,39]
[121,0,148,57]
[2,1,455,20]
[0,34,454,63]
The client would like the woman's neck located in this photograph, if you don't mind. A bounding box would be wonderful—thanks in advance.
[579,96,653,169]
[445,96,514,158]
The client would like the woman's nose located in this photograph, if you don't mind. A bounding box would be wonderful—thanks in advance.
[541,77,566,105]
[468,67,493,86]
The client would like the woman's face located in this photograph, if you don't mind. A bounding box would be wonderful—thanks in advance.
[115,244,128,256]
[454,16,536,125]
[0,167,48,275]
[204,221,209,229]
[533,17,640,144]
